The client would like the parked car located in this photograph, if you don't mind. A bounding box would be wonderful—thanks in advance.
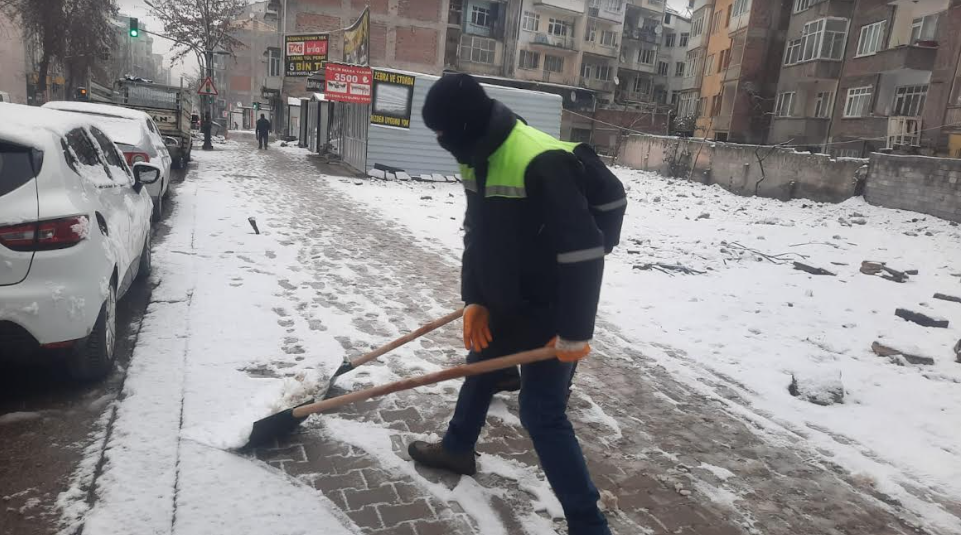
[0,103,161,380]
[42,101,172,221]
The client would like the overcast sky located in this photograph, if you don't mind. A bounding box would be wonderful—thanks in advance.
[118,0,693,85]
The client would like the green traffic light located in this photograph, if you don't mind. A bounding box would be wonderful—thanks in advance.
[130,28,139,37]
[129,17,139,38]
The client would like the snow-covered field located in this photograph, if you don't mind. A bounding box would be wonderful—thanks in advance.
[329,167,961,531]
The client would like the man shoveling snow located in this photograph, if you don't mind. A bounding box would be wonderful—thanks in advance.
[407,74,627,535]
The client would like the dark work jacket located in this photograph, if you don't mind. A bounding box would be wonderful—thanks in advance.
[256,118,271,136]
[461,102,605,342]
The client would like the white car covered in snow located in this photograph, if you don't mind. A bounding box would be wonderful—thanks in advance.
[42,101,173,221]
[0,103,160,380]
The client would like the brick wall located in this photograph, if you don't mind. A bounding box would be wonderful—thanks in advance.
[864,153,961,222]
[618,133,866,203]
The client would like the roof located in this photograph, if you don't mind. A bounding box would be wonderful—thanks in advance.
[0,103,97,149]
[43,101,152,122]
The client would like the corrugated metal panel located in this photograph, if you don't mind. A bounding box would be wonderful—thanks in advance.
[366,70,562,177]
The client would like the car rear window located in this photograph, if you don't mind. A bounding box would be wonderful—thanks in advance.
[0,141,41,198]
[88,116,145,147]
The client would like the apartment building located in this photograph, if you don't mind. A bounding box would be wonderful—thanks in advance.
[445,0,522,77]
[675,0,713,134]
[696,0,791,142]
[826,0,961,157]
[225,2,284,128]
[660,8,692,107]
[616,0,666,105]
[767,0,855,150]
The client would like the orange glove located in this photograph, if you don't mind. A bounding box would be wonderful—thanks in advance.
[463,304,492,352]
[547,336,591,362]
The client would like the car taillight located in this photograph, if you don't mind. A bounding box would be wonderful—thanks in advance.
[0,216,89,252]
[123,152,150,165]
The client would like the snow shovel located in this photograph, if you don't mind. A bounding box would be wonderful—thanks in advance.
[242,346,557,450]
[321,308,464,399]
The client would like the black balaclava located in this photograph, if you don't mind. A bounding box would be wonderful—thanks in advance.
[422,74,494,164]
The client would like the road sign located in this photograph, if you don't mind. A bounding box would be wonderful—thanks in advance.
[197,77,219,96]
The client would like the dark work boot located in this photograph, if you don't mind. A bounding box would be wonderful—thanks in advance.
[408,441,476,476]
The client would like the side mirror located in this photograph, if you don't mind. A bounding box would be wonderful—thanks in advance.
[163,136,179,147]
[133,162,161,193]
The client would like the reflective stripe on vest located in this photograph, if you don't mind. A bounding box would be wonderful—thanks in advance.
[460,122,579,199]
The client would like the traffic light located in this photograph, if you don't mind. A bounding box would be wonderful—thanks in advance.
[253,102,260,111]
[75,87,88,101]
[129,18,139,38]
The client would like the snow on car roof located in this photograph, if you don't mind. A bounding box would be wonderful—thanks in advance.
[0,102,97,149]
[43,101,152,122]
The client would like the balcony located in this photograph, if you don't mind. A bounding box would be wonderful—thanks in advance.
[263,76,282,91]
[887,116,921,148]
[588,6,624,23]
[712,114,732,132]
[851,45,937,76]
[680,74,702,91]
[530,32,578,52]
[781,59,842,81]
[622,27,659,44]
[533,0,585,15]
[582,40,619,58]
[580,76,616,93]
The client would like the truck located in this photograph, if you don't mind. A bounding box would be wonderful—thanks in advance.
[113,78,194,168]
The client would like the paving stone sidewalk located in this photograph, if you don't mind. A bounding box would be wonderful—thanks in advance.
[245,138,939,535]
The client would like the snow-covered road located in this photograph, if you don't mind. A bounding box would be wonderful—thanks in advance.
[57,136,961,535]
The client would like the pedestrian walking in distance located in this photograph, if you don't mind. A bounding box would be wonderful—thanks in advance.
[256,113,271,149]
[408,74,627,535]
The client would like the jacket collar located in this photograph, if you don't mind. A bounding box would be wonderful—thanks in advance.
[470,100,517,169]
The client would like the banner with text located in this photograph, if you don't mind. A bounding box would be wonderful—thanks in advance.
[325,63,373,104]
[370,70,415,129]
[343,7,370,66]
[285,33,329,76]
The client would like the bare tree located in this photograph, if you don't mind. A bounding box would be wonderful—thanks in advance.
[145,0,247,71]
[2,0,116,97]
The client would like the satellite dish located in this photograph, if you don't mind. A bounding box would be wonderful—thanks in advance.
[654,24,663,35]
[571,91,577,102]
[614,76,620,85]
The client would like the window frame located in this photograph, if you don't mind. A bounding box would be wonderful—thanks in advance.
[470,5,491,28]
[544,54,564,73]
[459,34,495,64]
[521,11,540,32]
[856,20,887,57]
[657,61,669,75]
[680,32,689,47]
[267,47,282,77]
[844,86,873,117]
[675,61,685,76]
[664,33,676,47]
[893,84,928,116]
[600,29,618,47]
[784,17,848,66]
[774,91,796,117]
[519,49,540,70]
[639,47,656,65]
[732,0,750,17]
[814,91,834,118]
[548,18,571,37]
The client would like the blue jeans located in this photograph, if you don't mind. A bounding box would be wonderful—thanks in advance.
[442,310,610,535]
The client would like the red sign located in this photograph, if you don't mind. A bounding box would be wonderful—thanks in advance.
[197,76,218,96]
[324,62,372,104]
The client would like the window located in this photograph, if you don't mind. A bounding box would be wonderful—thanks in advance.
[675,61,685,76]
[448,0,463,24]
[657,61,669,75]
[460,35,495,64]
[911,15,938,43]
[711,94,722,116]
[665,13,672,24]
[519,49,540,69]
[856,21,886,57]
[470,5,491,28]
[726,6,731,27]
[705,53,715,74]
[601,30,617,46]
[672,93,679,107]
[732,0,750,17]
[633,76,651,94]
[685,49,700,77]
[844,86,873,117]
[586,22,597,42]
[794,0,826,13]
[893,85,928,116]
[596,64,613,80]
[784,18,848,65]
[718,49,729,72]
[544,55,564,73]
[775,92,796,117]
[639,47,656,64]
[88,126,129,182]
[65,128,100,167]
[580,62,592,79]
[268,48,282,77]
[664,33,676,47]
[712,13,722,34]
[607,0,622,12]
[680,32,689,47]
[521,11,539,32]
[692,13,704,36]
[548,18,571,37]
[814,91,834,118]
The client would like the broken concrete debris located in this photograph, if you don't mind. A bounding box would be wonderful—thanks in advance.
[895,308,949,328]
[871,342,935,366]
[789,373,845,406]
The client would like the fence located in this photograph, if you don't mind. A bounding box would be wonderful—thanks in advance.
[864,153,961,223]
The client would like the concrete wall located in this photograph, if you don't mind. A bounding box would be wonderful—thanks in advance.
[617,132,865,202]
[864,153,961,222]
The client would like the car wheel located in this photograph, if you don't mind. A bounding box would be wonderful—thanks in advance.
[67,281,117,381]
[152,186,164,222]
[137,231,151,281]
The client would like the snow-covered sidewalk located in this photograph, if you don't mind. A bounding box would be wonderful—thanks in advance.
[60,137,961,535]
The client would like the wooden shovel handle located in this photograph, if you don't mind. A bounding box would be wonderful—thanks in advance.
[293,347,557,418]
[349,308,465,369]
